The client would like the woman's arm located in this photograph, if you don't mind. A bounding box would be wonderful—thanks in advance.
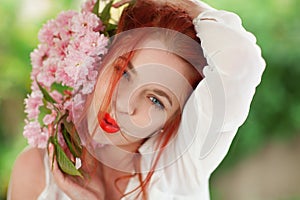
[8,147,46,200]
[183,7,266,175]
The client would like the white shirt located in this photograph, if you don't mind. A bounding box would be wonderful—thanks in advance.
[36,9,265,200]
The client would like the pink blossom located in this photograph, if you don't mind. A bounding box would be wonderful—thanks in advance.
[38,19,57,45]
[72,31,108,56]
[73,94,85,110]
[30,44,49,79]
[56,62,75,87]
[50,90,63,104]
[23,120,49,148]
[38,128,50,148]
[56,10,78,28]
[88,69,98,80]
[81,0,97,13]
[30,81,39,91]
[23,120,40,138]
[63,99,74,122]
[24,91,43,120]
[36,58,58,87]
[70,94,86,121]
[82,80,96,94]
[71,12,102,35]
[24,2,109,149]
[63,49,94,90]
[30,44,49,72]
[70,32,98,54]
[38,11,76,46]
[95,34,109,55]
[63,99,73,112]
[43,110,57,125]
[50,38,69,59]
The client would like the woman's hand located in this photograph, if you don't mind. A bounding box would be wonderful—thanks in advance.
[112,0,132,8]
[48,144,103,200]
[113,0,212,19]
[162,0,212,19]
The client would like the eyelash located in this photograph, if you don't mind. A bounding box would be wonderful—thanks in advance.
[114,65,130,80]
[148,96,165,110]
[122,70,130,80]
[115,65,165,110]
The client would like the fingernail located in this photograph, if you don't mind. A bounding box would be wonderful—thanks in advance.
[75,157,82,169]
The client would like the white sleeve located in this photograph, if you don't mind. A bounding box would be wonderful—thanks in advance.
[180,9,266,176]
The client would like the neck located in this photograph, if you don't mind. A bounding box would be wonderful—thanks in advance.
[94,143,141,174]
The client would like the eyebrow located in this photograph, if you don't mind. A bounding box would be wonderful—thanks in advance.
[153,89,173,106]
[119,56,137,74]
[117,56,172,107]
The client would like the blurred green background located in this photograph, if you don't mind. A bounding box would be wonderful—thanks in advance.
[0,0,299,199]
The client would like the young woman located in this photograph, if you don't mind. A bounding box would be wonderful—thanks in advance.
[8,0,265,199]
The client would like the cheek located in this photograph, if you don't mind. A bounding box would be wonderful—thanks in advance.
[130,97,164,127]
[115,90,168,139]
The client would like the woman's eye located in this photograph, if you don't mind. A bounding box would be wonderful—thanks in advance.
[149,96,165,110]
[122,70,130,80]
[115,65,130,81]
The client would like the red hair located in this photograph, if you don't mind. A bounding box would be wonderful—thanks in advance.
[84,1,206,199]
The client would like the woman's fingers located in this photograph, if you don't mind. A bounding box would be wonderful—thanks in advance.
[112,0,132,8]
[167,0,211,18]
[48,143,55,170]
[112,0,212,18]
[48,143,72,189]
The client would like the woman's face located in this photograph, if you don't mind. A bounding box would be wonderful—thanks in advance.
[88,39,198,151]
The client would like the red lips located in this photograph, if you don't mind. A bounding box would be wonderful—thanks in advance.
[98,112,120,134]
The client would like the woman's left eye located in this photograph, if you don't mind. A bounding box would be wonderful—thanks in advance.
[149,96,165,110]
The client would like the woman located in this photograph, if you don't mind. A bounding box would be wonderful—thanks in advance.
[8,0,265,199]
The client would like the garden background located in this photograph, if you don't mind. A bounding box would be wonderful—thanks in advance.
[0,0,299,199]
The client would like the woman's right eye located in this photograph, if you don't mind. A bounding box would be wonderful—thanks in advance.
[114,65,130,80]
[122,70,130,80]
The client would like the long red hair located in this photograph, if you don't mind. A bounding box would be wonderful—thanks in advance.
[84,1,206,199]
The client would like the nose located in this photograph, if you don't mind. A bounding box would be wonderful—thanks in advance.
[117,104,136,116]
[113,84,138,116]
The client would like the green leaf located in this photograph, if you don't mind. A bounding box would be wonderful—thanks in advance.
[106,23,117,32]
[38,105,52,125]
[92,0,100,17]
[99,0,114,24]
[61,124,82,158]
[62,116,82,149]
[51,83,72,94]
[104,23,117,36]
[55,144,83,177]
[36,81,57,104]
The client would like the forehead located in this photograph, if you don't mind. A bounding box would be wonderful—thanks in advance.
[128,46,195,108]
[131,49,193,81]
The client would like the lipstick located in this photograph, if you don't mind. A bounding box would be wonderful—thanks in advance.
[98,112,120,134]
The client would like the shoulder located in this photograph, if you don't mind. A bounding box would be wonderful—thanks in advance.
[9,147,46,200]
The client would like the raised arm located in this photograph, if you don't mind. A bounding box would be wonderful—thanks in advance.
[180,6,265,175]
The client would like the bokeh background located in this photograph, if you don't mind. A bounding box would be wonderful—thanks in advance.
[0,0,299,199]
